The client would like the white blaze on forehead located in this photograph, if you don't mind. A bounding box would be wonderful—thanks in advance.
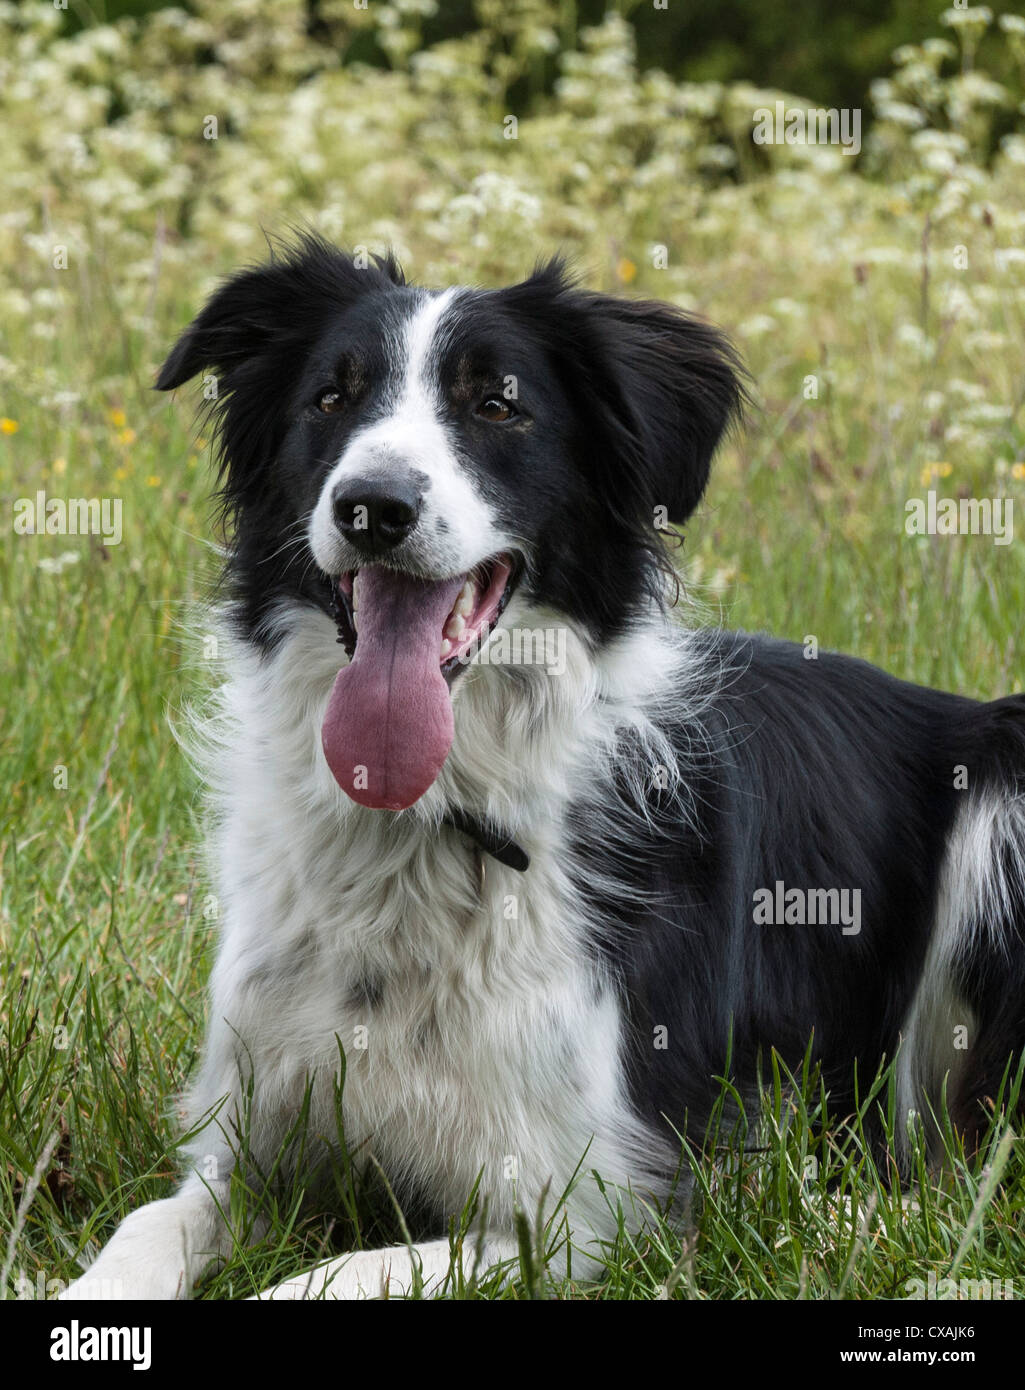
[348,287,461,463]
[398,287,459,407]
[310,287,512,577]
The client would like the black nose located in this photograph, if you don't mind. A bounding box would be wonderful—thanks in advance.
[332,477,422,554]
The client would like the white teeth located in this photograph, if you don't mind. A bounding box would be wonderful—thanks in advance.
[441,580,474,651]
[351,572,359,609]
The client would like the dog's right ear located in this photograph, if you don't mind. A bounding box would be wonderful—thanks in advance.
[156,236,404,391]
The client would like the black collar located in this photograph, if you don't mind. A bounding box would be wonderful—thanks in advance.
[443,808,530,872]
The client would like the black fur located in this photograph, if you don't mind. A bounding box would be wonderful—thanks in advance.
[584,633,1025,1149]
[157,236,744,649]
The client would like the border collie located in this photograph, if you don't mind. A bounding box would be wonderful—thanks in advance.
[65,236,1025,1300]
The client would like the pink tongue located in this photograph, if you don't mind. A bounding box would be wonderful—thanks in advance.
[321,567,466,810]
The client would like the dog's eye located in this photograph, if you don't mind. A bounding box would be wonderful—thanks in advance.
[317,390,344,414]
[475,397,517,423]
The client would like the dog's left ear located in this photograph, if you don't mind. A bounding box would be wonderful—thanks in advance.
[579,292,747,526]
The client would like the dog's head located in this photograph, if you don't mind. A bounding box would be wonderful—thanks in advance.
[158,235,743,810]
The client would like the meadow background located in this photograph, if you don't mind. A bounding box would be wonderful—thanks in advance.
[2,0,1025,1300]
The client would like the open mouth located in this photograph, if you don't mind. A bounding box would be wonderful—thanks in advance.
[321,552,521,811]
[332,552,520,684]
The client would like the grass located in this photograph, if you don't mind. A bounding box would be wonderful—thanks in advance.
[2,2,1025,1301]
[2,368,1023,1298]
[4,957,1025,1300]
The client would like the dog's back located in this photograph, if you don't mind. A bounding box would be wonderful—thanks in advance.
[575,629,1025,1158]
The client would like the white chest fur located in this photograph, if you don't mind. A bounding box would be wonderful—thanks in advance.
[181,603,688,1240]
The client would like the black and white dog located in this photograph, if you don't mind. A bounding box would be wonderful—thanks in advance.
[67,236,1025,1299]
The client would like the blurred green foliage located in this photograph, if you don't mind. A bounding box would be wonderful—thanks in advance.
[61,0,1025,113]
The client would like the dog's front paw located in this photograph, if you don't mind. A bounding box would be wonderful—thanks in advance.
[60,1248,188,1302]
[250,1274,323,1301]
[60,1259,187,1302]
[251,1249,417,1301]
[248,1236,497,1300]
[60,1197,199,1301]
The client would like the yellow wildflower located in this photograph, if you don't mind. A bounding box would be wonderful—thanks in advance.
[920,461,953,485]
